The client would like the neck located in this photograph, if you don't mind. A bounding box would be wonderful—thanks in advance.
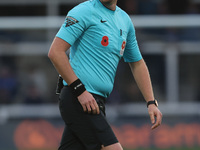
[100,0,117,11]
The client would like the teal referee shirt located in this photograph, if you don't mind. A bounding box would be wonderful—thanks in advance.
[56,0,142,98]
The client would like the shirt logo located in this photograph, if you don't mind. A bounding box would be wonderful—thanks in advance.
[101,19,107,23]
[65,16,79,27]
[101,36,109,46]
[120,41,126,56]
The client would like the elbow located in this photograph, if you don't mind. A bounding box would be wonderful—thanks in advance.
[48,48,55,60]
[48,51,51,59]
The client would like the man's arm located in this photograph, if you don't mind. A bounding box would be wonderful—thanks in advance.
[129,59,162,129]
[48,37,99,114]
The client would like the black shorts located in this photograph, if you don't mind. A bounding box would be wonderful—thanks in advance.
[58,86,118,150]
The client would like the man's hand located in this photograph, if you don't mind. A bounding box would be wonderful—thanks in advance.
[78,91,100,115]
[148,105,162,130]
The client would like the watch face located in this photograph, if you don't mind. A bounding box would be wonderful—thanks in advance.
[155,100,158,107]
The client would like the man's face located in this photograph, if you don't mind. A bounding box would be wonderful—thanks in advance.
[100,0,116,3]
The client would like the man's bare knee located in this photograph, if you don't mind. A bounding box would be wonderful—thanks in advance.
[101,143,123,150]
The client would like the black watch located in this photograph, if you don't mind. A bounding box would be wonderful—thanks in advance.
[147,99,158,108]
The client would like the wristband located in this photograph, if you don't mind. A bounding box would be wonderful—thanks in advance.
[69,79,86,97]
[147,99,158,108]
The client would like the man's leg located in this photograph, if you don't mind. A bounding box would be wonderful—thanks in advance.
[59,87,103,150]
[59,86,119,150]
[58,125,85,150]
[102,143,123,150]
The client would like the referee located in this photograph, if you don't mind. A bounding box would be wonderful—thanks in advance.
[48,0,162,150]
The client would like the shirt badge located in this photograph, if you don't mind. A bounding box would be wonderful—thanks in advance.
[65,16,79,27]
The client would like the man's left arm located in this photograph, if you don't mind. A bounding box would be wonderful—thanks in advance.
[129,59,162,129]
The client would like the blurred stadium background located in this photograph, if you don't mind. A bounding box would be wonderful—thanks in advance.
[0,0,200,149]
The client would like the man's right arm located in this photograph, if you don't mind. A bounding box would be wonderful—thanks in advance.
[48,37,77,85]
[48,37,99,114]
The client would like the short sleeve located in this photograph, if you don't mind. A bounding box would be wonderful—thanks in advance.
[56,3,91,45]
[123,18,142,62]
